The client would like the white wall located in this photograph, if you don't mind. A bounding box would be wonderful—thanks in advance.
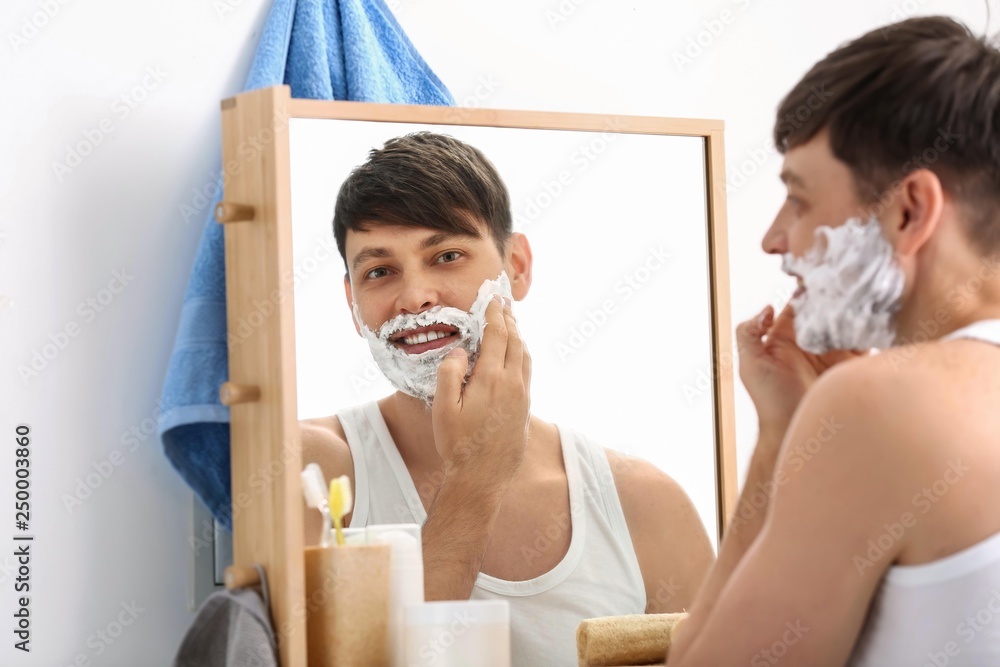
[2,0,990,664]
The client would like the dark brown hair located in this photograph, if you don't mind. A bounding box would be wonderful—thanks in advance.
[774,16,1000,250]
[333,131,512,274]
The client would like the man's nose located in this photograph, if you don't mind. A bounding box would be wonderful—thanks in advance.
[761,219,788,255]
[395,275,439,314]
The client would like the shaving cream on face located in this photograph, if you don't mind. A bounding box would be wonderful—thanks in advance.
[352,272,514,405]
[781,214,906,354]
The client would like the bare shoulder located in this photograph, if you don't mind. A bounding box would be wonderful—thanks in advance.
[604,449,710,546]
[780,345,993,509]
[605,449,695,514]
[299,415,354,488]
[300,413,348,443]
[300,415,356,541]
[802,341,996,445]
[604,449,715,612]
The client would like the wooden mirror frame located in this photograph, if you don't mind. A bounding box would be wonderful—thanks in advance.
[217,83,737,666]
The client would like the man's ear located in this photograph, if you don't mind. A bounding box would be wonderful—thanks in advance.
[505,232,533,301]
[889,169,944,259]
[344,274,361,337]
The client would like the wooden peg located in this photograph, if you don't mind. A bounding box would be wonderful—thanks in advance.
[224,565,260,590]
[220,382,260,405]
[215,201,255,223]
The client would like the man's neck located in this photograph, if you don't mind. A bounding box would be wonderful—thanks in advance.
[894,251,1000,343]
[378,392,442,472]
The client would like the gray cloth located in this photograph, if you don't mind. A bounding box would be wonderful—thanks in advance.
[174,564,278,667]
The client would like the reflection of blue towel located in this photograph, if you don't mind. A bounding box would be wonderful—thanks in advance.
[158,0,454,531]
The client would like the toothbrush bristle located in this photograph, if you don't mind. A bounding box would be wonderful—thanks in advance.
[301,464,327,508]
[340,476,353,514]
[329,475,353,518]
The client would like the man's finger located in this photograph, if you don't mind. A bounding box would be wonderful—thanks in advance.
[736,305,773,358]
[476,296,508,375]
[502,300,523,370]
[434,347,468,406]
[767,302,797,341]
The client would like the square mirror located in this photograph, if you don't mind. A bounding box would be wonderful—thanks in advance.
[218,85,736,665]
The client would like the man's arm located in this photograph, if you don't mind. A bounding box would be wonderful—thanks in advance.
[666,428,783,626]
[609,451,715,613]
[670,303,866,647]
[420,297,531,601]
[668,362,911,665]
[420,463,511,600]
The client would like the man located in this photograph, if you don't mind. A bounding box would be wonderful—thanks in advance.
[668,16,1000,665]
[301,131,714,665]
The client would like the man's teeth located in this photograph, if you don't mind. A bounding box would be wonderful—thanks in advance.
[401,330,453,345]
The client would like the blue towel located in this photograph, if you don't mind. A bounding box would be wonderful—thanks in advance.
[158,0,454,532]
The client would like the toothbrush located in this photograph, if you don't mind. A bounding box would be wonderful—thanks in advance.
[328,475,353,547]
[301,464,334,547]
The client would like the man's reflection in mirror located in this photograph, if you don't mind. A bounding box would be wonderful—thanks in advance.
[301,131,714,665]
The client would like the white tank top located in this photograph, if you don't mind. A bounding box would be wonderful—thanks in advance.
[848,319,1000,666]
[336,401,647,667]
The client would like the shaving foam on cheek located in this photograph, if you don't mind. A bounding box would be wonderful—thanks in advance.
[781,214,905,354]
[353,272,514,405]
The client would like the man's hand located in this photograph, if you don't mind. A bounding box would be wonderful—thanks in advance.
[421,296,533,601]
[431,296,532,493]
[737,302,865,438]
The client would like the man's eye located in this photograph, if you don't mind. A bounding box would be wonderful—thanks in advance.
[786,195,805,211]
[437,251,462,263]
[365,267,389,280]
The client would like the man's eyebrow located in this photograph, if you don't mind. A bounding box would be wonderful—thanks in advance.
[780,169,807,189]
[419,230,478,249]
[351,246,392,273]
